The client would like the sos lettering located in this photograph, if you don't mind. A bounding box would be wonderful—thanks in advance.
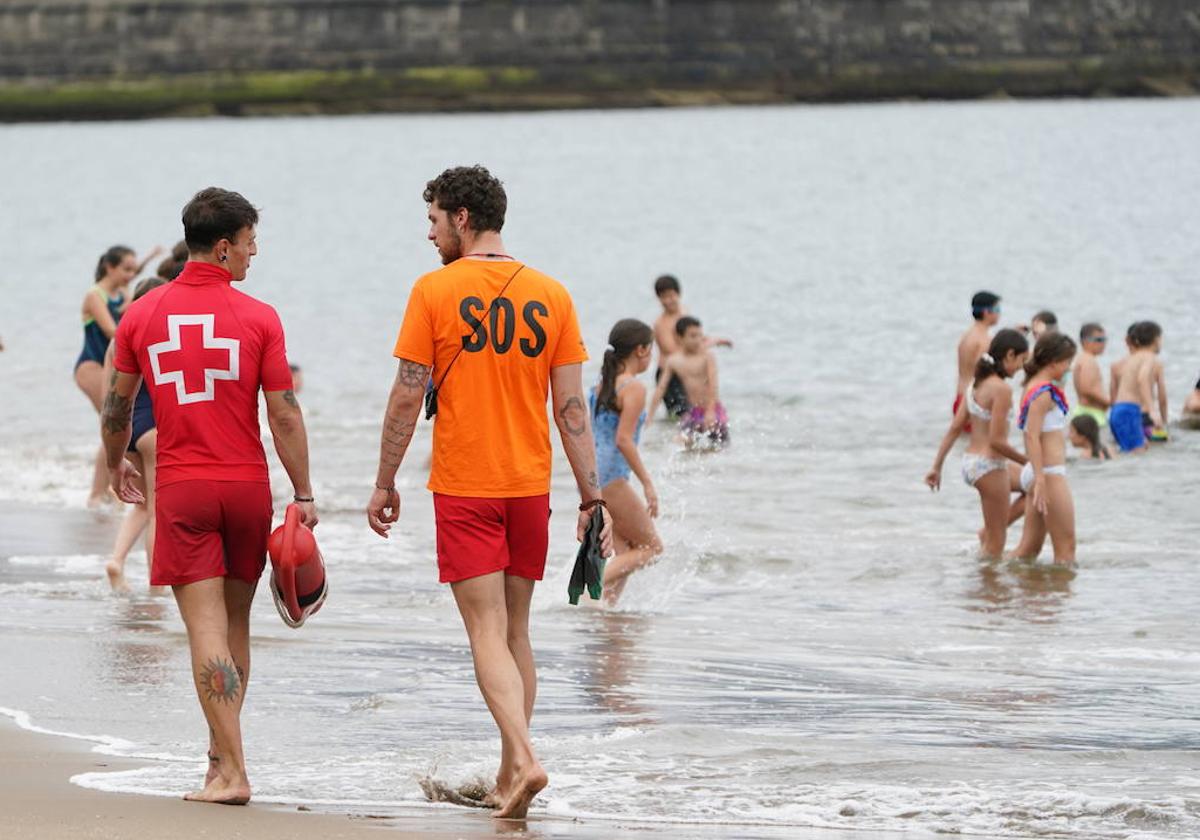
[459,297,548,358]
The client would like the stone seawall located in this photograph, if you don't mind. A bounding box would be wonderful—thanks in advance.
[1,0,1198,120]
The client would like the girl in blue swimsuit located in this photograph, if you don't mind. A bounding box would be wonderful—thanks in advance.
[590,319,663,604]
[75,245,138,506]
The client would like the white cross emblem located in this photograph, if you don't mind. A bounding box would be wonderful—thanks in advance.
[147,314,240,405]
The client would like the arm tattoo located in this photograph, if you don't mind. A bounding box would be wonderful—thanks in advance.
[381,415,416,465]
[282,389,299,409]
[398,360,430,390]
[198,657,241,705]
[100,389,133,434]
[587,470,600,490]
[558,395,587,437]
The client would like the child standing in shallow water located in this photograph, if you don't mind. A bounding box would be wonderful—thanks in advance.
[649,316,729,446]
[1012,333,1078,568]
[591,319,664,604]
[926,329,1029,559]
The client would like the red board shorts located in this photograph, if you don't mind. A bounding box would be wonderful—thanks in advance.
[153,480,273,587]
[433,494,551,584]
[953,392,972,434]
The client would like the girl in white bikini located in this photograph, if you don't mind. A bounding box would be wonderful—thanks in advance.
[1011,333,1078,568]
[926,329,1030,558]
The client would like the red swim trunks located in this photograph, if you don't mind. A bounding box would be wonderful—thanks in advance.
[433,494,550,584]
[953,392,972,434]
[153,480,273,586]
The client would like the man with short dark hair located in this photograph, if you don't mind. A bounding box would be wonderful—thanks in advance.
[955,291,1001,422]
[101,186,316,805]
[366,165,612,819]
[1072,322,1109,427]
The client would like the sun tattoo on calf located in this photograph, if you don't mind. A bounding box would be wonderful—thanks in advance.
[198,657,241,705]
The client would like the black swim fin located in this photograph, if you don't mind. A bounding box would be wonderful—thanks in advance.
[568,508,606,605]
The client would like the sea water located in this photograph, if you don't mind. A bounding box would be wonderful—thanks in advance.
[1,100,1199,837]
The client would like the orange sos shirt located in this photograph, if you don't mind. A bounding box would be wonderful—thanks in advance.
[393,259,588,498]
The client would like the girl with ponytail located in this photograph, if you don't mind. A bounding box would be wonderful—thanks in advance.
[74,245,138,506]
[1011,332,1078,567]
[926,328,1030,559]
[590,318,663,604]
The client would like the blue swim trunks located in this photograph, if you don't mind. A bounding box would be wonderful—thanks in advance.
[1109,402,1146,452]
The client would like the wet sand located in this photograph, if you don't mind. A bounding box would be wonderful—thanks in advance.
[0,504,887,839]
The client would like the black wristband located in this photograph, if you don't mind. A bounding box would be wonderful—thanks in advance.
[375,484,397,492]
[293,495,314,503]
[579,499,607,512]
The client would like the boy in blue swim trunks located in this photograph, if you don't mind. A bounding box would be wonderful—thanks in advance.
[1109,321,1166,452]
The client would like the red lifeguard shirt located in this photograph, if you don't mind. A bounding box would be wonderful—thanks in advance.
[113,262,293,487]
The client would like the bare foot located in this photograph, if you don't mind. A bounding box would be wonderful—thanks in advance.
[482,783,509,809]
[205,752,220,787]
[105,561,130,594]
[184,775,251,805]
[493,765,547,820]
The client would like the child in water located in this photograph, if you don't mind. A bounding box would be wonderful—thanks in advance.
[926,329,1029,559]
[652,275,733,418]
[1068,415,1112,461]
[1109,321,1167,452]
[1011,333,1078,568]
[649,316,729,447]
[590,319,663,604]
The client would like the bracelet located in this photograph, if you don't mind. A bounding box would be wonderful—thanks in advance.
[376,484,397,492]
[579,499,607,512]
[293,495,314,503]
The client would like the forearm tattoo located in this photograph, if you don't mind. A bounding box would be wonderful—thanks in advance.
[198,656,241,705]
[100,389,133,435]
[382,415,416,466]
[558,394,587,437]
[587,470,600,491]
[398,360,430,390]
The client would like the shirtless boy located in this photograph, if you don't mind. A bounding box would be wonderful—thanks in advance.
[649,316,728,445]
[652,275,731,418]
[1110,321,1167,452]
[1072,322,1109,427]
[956,292,1001,418]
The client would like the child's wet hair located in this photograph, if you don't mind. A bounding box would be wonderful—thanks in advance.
[654,274,681,296]
[1024,332,1076,380]
[95,245,134,282]
[131,277,168,302]
[1070,415,1107,459]
[674,315,701,337]
[1130,320,1162,348]
[595,318,654,416]
[973,328,1029,388]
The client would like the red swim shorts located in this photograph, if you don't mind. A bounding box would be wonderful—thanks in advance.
[153,480,273,587]
[953,392,972,434]
[433,494,550,584]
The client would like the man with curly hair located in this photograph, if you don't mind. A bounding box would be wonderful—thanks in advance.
[367,165,613,819]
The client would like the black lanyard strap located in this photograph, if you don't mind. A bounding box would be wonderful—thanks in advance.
[424,263,526,420]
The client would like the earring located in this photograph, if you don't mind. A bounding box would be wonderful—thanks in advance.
[219,254,227,263]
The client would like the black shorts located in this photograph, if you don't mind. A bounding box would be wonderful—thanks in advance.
[656,367,690,418]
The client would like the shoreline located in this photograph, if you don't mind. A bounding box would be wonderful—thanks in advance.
[1,64,1197,123]
[0,711,879,840]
